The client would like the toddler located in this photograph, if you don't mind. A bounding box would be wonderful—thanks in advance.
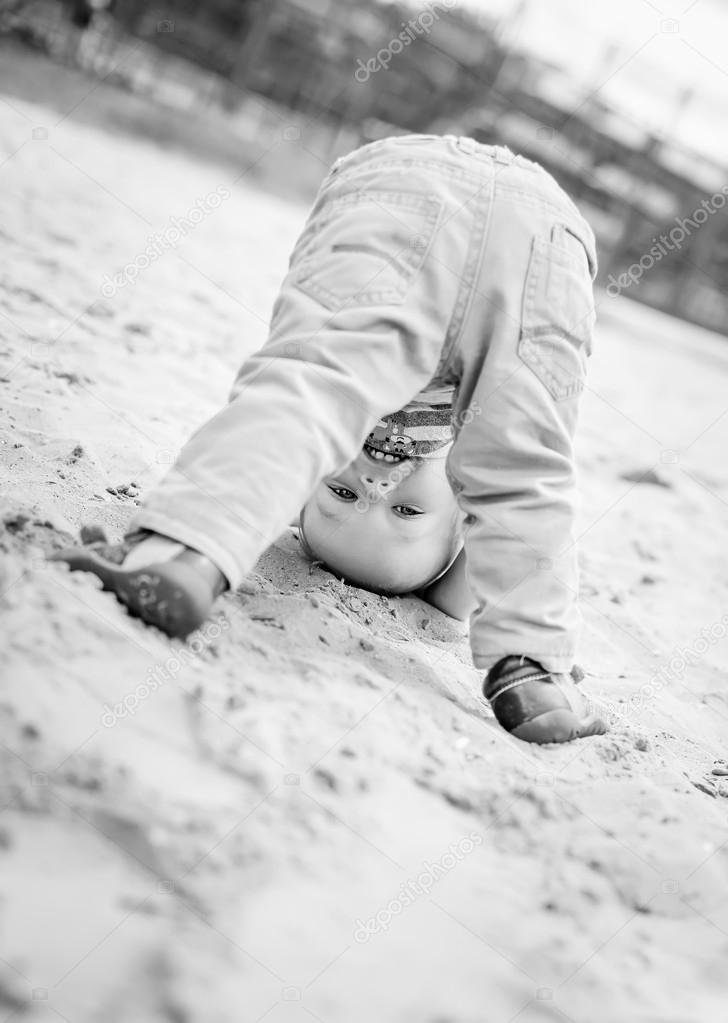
[55,133,607,744]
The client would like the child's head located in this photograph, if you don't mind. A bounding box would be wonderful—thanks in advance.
[299,446,462,594]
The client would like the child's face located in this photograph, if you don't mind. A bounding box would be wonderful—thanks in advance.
[300,448,460,594]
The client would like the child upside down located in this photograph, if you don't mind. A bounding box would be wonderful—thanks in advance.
[55,133,607,745]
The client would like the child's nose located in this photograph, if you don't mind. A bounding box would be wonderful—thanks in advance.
[359,471,396,497]
[359,468,394,486]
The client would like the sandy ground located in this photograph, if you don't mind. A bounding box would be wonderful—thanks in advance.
[2,42,728,1023]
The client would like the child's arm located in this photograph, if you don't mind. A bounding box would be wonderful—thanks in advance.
[419,549,477,621]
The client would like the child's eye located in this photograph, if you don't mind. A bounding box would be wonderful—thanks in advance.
[326,483,357,502]
[393,504,424,518]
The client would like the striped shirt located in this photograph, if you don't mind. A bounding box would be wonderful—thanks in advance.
[364,387,454,461]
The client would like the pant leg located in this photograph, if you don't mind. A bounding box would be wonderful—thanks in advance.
[446,155,598,675]
[130,145,478,587]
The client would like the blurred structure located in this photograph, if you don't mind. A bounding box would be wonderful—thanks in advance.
[2,0,727,335]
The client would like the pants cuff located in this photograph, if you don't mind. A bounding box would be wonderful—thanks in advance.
[127,510,243,590]
[472,650,576,676]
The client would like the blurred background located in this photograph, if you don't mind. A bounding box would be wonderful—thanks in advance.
[2,0,727,334]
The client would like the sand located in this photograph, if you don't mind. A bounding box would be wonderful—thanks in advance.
[2,42,728,1023]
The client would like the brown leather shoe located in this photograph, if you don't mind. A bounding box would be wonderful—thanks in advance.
[484,656,608,744]
[51,529,227,638]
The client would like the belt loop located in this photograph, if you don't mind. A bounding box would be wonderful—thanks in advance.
[456,135,476,154]
[493,145,514,165]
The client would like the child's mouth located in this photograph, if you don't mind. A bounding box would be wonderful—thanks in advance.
[363,443,406,464]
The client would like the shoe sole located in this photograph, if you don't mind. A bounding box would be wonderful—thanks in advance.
[511,710,607,744]
[52,548,212,638]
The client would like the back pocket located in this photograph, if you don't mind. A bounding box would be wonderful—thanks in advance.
[294,189,442,312]
[518,228,596,401]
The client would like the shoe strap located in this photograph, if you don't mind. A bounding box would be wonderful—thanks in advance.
[488,671,553,704]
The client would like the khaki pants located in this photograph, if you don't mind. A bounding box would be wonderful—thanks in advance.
[132,134,598,674]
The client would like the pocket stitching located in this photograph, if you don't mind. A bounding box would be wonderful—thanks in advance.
[518,235,594,402]
[294,190,442,311]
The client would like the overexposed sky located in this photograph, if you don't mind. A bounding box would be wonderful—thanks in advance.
[460,0,728,164]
